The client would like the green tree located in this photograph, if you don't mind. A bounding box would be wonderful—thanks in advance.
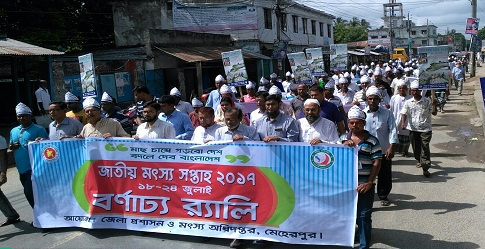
[333,17,368,43]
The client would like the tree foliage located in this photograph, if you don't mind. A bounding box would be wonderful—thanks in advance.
[333,17,369,44]
[0,1,114,52]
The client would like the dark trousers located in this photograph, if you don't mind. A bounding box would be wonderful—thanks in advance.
[0,188,19,219]
[377,157,392,200]
[19,170,34,208]
[357,184,375,249]
[410,131,432,171]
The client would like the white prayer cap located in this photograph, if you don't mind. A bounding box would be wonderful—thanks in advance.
[15,102,32,115]
[332,75,339,81]
[269,85,282,95]
[384,63,388,67]
[83,97,100,109]
[270,73,277,79]
[65,92,79,103]
[392,62,397,66]
[325,81,335,89]
[397,79,407,87]
[257,86,267,92]
[191,98,203,107]
[392,68,397,74]
[230,86,237,94]
[367,69,373,75]
[404,67,410,72]
[347,105,366,120]
[411,63,416,67]
[389,60,393,63]
[385,66,392,72]
[410,80,420,89]
[343,72,350,78]
[260,77,269,84]
[338,77,348,84]
[360,75,370,83]
[370,62,375,66]
[215,74,225,82]
[351,64,358,70]
[360,69,366,76]
[170,87,181,96]
[339,74,344,78]
[304,98,320,107]
[101,92,113,103]
[373,69,382,76]
[365,65,369,69]
[246,81,255,89]
[291,73,295,78]
[219,84,232,94]
[285,71,292,77]
[405,62,409,66]
[365,86,380,97]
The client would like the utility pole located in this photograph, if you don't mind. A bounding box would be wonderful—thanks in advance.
[389,6,394,55]
[471,0,477,77]
[408,12,412,57]
[275,0,283,76]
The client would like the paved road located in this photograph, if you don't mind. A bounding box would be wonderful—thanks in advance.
[1,69,485,249]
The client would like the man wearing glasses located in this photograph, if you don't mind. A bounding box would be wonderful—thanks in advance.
[76,98,130,138]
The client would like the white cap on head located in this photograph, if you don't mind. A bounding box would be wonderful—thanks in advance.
[351,64,358,70]
[269,85,282,95]
[347,106,366,120]
[360,69,366,76]
[360,75,370,83]
[385,66,391,72]
[338,77,348,84]
[343,72,350,78]
[170,87,181,96]
[230,86,237,94]
[392,68,397,74]
[191,98,203,107]
[304,98,320,107]
[365,86,380,97]
[246,81,255,89]
[215,75,225,82]
[410,80,420,89]
[65,92,79,103]
[270,73,277,79]
[332,75,339,81]
[324,81,335,89]
[373,69,381,76]
[219,84,232,94]
[101,92,113,103]
[260,77,269,84]
[285,71,292,77]
[404,67,410,72]
[257,86,267,92]
[370,62,375,66]
[83,97,100,109]
[397,79,407,87]
[15,102,32,115]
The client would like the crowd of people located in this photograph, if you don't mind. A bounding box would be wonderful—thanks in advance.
[0,56,467,249]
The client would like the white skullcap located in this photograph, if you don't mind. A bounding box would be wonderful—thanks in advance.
[246,81,255,89]
[83,97,100,109]
[339,74,344,78]
[392,62,397,66]
[191,98,203,107]
[338,77,348,84]
[404,67,410,72]
[285,71,292,77]
[365,86,380,97]
[332,75,339,81]
[291,73,295,78]
[373,69,382,76]
[170,87,181,96]
[367,69,373,75]
[392,68,397,74]
[230,86,237,94]
[370,62,375,66]
[410,80,420,89]
[360,75,370,83]
[270,73,277,79]
[269,85,282,95]
[347,106,366,120]
[15,102,32,115]
[65,92,79,103]
[260,77,269,84]
[101,92,113,103]
[351,64,358,70]
[389,60,393,63]
[365,65,369,69]
[360,69,366,76]
[215,75,225,82]
[304,98,320,106]
[385,66,391,72]
[405,62,409,66]
[383,63,388,67]
[325,81,335,89]
[343,72,350,78]
[219,84,232,94]
[257,86,267,92]
[396,79,407,87]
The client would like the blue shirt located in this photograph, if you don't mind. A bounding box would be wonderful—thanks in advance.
[10,123,48,174]
[48,117,83,140]
[158,110,194,140]
[252,112,300,142]
[451,66,465,80]
[363,106,398,152]
[205,89,221,111]
[214,124,261,141]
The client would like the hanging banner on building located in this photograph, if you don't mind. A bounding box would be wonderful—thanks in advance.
[78,53,97,98]
[287,52,312,84]
[416,45,449,89]
[221,49,249,87]
[305,48,326,77]
[465,18,480,35]
[29,138,358,246]
[272,41,288,59]
[173,2,257,32]
[330,44,348,71]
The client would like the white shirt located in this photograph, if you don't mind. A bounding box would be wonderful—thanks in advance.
[136,119,176,139]
[250,108,265,127]
[298,117,339,144]
[176,100,194,115]
[191,123,221,143]
[390,94,412,136]
[35,87,51,111]
[390,77,409,95]
[334,90,355,105]
[400,96,433,132]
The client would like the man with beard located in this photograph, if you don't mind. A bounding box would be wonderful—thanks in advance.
[253,95,299,142]
[133,86,159,125]
[364,87,398,206]
[307,85,345,135]
[298,99,339,144]
[9,103,48,209]
[215,107,260,141]
[133,101,175,140]
[191,107,222,143]
[65,92,87,125]
[76,97,130,138]
[290,84,309,118]
[390,82,412,156]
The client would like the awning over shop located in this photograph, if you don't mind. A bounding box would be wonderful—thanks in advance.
[155,46,271,62]
[0,38,64,56]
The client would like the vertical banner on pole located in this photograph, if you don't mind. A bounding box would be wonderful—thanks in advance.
[78,53,97,98]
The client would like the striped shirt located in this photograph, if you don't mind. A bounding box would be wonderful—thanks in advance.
[339,132,381,183]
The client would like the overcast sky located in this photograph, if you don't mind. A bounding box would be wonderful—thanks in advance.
[296,0,483,37]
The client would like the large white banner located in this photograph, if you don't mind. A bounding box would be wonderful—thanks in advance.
[78,53,97,98]
[305,47,326,77]
[417,45,449,89]
[221,49,248,87]
[330,44,348,71]
[287,52,312,84]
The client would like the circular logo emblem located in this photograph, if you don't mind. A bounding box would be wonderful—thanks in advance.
[310,149,335,169]
[42,145,59,162]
